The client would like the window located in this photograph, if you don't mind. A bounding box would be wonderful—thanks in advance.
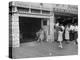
[31,9,40,13]
[42,10,50,14]
[17,7,29,12]
[43,20,47,25]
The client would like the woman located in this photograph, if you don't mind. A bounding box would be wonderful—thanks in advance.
[37,29,44,42]
[54,23,60,42]
[65,25,70,43]
[58,25,64,48]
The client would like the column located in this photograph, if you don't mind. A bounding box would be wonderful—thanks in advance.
[46,19,50,41]
[41,18,43,28]
[49,15,54,42]
[9,14,12,47]
[47,18,50,35]
[12,14,20,47]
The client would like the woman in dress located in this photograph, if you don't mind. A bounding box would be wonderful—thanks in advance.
[58,25,64,48]
[37,28,44,42]
[65,25,70,43]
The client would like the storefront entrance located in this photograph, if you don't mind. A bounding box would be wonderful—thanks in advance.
[19,17,42,43]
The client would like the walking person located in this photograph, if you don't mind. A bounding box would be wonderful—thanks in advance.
[57,24,64,48]
[73,23,78,45]
[54,22,60,42]
[69,24,74,41]
[65,25,70,43]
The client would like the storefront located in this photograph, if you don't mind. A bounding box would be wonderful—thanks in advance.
[9,1,54,47]
[9,1,78,48]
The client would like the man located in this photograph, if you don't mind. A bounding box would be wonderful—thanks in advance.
[74,23,78,44]
[69,24,75,41]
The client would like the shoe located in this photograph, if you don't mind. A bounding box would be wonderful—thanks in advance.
[59,45,63,48]
[60,46,63,48]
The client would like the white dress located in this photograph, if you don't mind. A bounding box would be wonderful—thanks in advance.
[65,27,70,40]
[39,30,44,41]
[58,31,63,41]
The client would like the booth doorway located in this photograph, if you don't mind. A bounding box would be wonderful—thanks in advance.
[19,16,42,43]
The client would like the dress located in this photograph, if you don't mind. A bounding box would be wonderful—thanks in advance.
[65,27,70,40]
[58,31,63,41]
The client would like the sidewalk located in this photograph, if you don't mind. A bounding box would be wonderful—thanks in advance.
[12,41,78,58]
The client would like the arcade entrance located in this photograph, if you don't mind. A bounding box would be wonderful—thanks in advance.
[10,13,54,47]
[19,17,47,43]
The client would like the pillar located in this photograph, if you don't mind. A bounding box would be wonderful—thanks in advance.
[49,15,54,42]
[12,14,20,47]
[41,18,43,28]
[46,19,50,41]
[9,14,12,47]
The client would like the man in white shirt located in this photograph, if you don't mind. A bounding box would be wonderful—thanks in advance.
[61,25,65,31]
[70,25,74,31]
[55,22,59,27]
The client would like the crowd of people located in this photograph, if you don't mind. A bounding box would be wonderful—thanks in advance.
[54,22,78,48]
[36,22,78,48]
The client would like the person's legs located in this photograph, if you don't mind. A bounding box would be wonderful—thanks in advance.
[66,39,70,44]
[37,36,41,43]
[59,41,63,48]
[76,32,78,44]
[60,41,63,48]
[74,39,78,45]
[75,32,78,44]
[75,39,78,44]
[69,31,71,42]
[37,38,40,42]
[70,31,73,41]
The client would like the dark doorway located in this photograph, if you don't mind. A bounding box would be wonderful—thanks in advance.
[19,17,41,43]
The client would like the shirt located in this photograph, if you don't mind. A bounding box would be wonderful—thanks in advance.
[70,25,74,30]
[74,26,78,31]
[61,26,65,30]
